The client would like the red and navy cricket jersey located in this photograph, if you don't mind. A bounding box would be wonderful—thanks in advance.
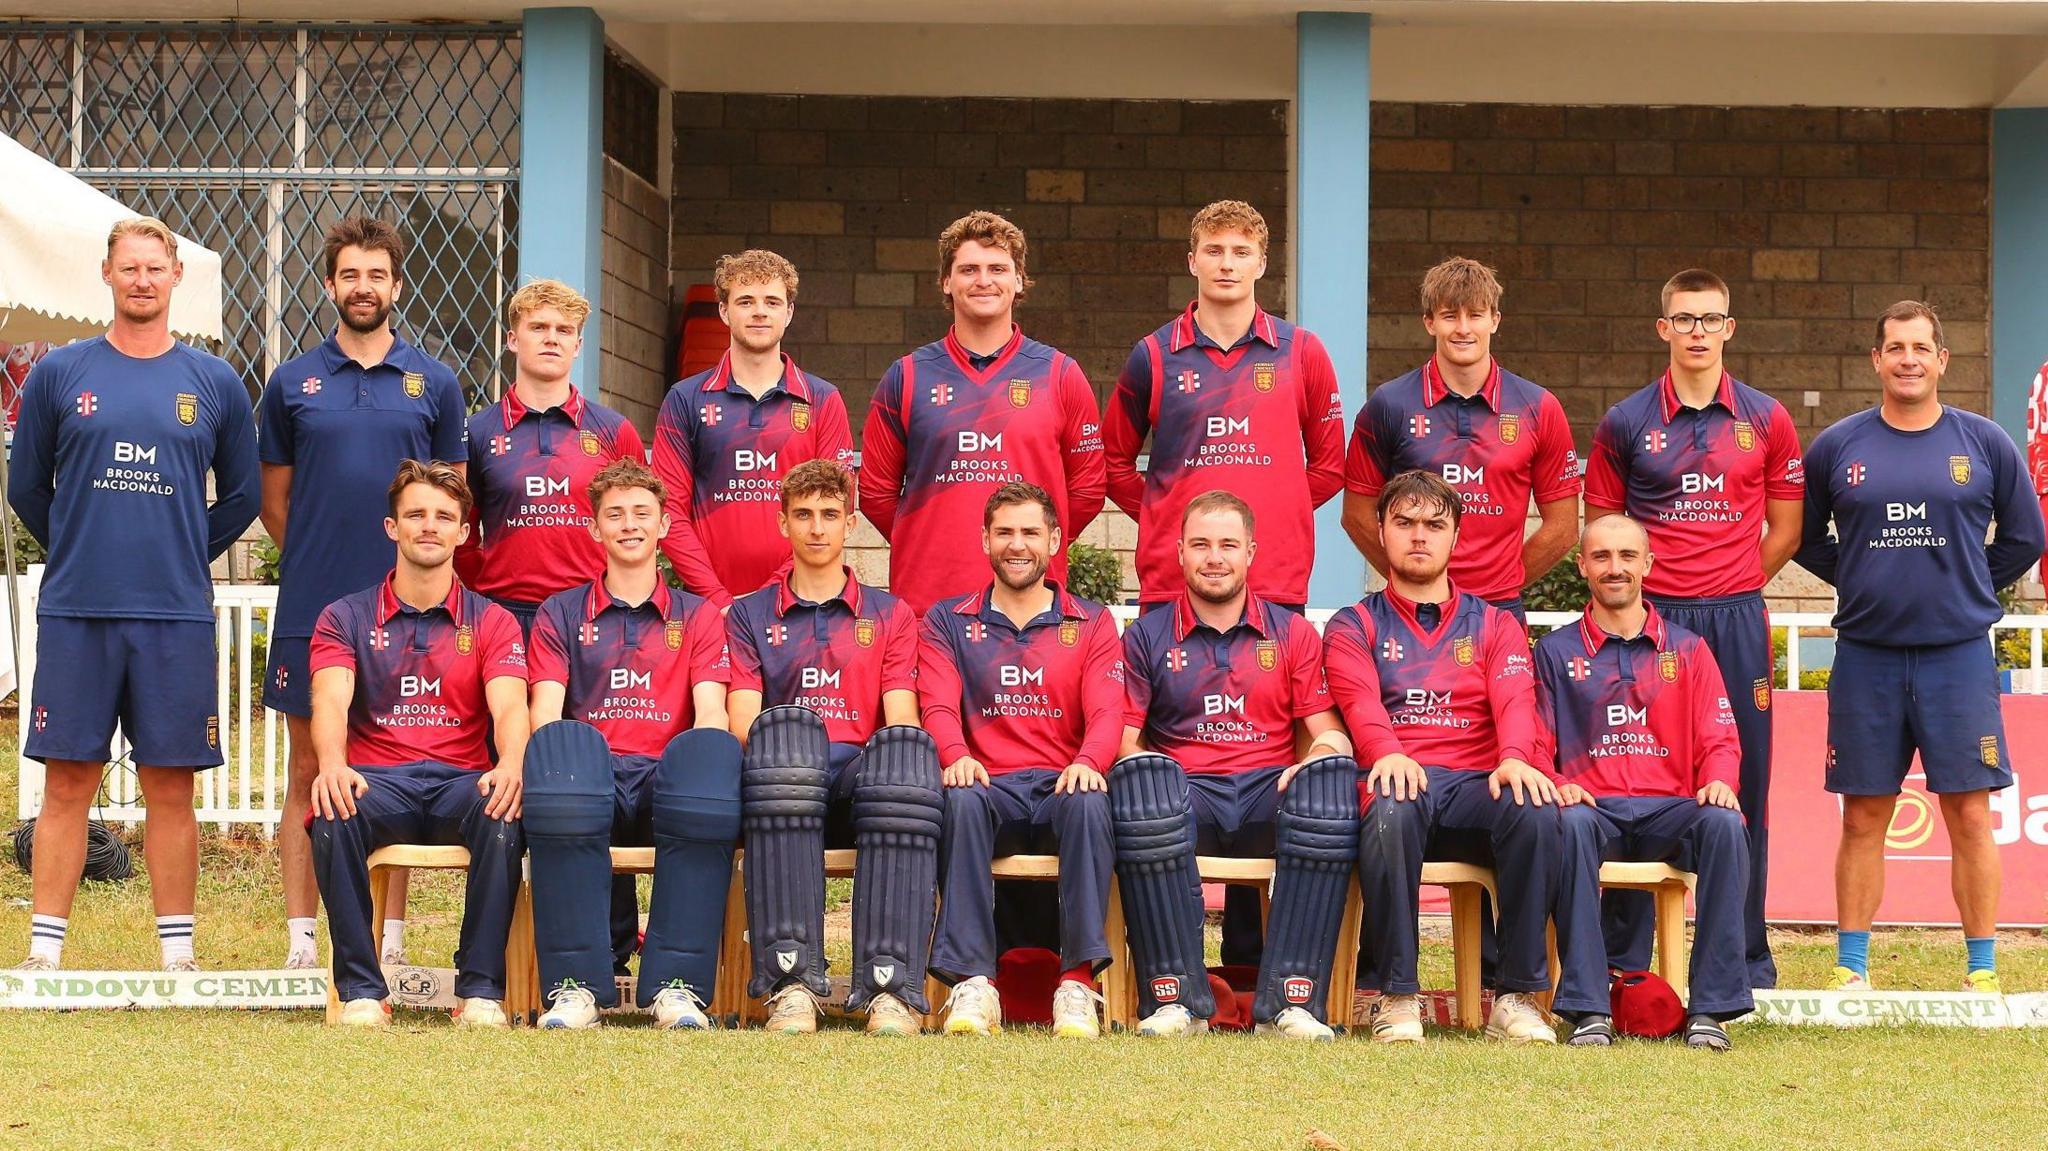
[1532,605,1739,797]
[9,337,259,623]
[456,387,644,607]
[1322,586,1542,775]
[1121,593,1330,774]
[917,583,1124,774]
[859,326,1107,615]
[725,568,917,745]
[253,334,468,637]
[1105,304,1346,605]
[528,577,730,757]
[1345,359,1581,601]
[651,352,855,608]
[1796,407,2045,647]
[309,574,528,771]
[1585,373,1804,598]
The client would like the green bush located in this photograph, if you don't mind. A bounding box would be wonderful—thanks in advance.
[5,511,46,574]
[251,536,281,584]
[1518,547,1584,614]
[1064,540,1127,607]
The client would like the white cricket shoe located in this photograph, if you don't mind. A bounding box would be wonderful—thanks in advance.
[337,998,391,1028]
[1368,994,1425,1044]
[13,956,57,972]
[539,981,601,1030]
[1051,979,1103,1039]
[284,950,320,971]
[455,997,508,1028]
[865,991,922,1036]
[941,975,1002,1036]
[163,957,199,974]
[1256,1006,1335,1041]
[1137,1003,1208,1038]
[1484,992,1557,1044]
[651,984,711,1030]
[763,983,820,1035]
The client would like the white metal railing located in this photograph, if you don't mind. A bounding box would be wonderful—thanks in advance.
[13,576,2048,829]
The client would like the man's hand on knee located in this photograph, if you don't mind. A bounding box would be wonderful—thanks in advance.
[1055,762,1104,795]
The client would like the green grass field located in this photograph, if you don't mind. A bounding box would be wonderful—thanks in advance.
[4,712,2048,1149]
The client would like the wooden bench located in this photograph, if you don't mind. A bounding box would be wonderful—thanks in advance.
[1586,861,1697,998]
[1331,861,1500,1032]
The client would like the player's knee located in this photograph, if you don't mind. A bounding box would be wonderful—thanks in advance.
[1558,803,1602,845]
[1937,792,1994,839]
[1498,797,1561,848]
[1697,804,1746,847]
[521,785,612,840]
[38,765,101,808]
[942,783,992,822]
[1054,786,1112,832]
[1840,796,1894,839]
[653,782,742,845]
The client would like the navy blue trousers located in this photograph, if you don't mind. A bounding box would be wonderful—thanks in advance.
[1356,766,1560,995]
[1192,767,1287,966]
[311,761,524,1003]
[932,769,1113,981]
[1555,796,1753,1019]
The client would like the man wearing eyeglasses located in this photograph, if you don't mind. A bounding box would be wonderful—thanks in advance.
[1583,268,1804,991]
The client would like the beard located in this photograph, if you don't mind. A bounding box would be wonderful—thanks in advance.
[1188,571,1245,605]
[337,295,393,335]
[115,294,168,325]
[993,555,1048,592]
[1390,551,1449,586]
[1591,581,1638,611]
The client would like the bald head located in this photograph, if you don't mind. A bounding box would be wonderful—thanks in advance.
[1580,514,1650,555]
[1578,515,1653,613]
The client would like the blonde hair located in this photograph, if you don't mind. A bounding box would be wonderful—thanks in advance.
[1419,257,1502,316]
[937,210,1033,298]
[107,216,178,261]
[714,249,799,304]
[506,278,591,332]
[1189,200,1268,254]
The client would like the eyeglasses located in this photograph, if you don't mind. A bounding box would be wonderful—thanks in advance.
[1665,313,1731,334]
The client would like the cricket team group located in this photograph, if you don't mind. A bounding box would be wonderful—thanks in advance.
[9,199,2040,1049]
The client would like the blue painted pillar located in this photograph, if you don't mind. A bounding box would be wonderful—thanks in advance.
[520,7,605,393]
[1297,12,1371,608]
[1993,107,2048,442]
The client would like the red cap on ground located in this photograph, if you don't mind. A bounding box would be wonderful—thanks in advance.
[1610,970,1685,1038]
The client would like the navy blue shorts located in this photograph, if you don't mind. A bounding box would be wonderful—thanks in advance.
[1826,637,2013,796]
[492,598,540,642]
[262,635,312,718]
[26,617,222,768]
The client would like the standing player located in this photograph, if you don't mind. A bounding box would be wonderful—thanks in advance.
[256,216,469,970]
[725,461,940,1035]
[1340,256,1581,619]
[1112,490,1356,1040]
[1585,268,1803,988]
[1326,471,1560,1044]
[307,461,528,1027]
[860,211,1106,615]
[522,458,737,1029]
[11,217,259,972]
[654,250,855,608]
[1537,515,1752,1050]
[920,482,1123,1038]
[1104,200,1345,610]
[1797,301,2044,993]
[458,279,644,633]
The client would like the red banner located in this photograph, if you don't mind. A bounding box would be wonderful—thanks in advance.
[1767,692,2048,927]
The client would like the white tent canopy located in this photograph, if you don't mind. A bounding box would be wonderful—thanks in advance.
[0,131,225,344]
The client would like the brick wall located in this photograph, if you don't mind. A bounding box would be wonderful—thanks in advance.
[1368,103,1991,445]
[600,158,672,435]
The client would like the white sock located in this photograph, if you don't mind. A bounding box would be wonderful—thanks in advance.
[29,915,66,965]
[380,919,405,957]
[156,915,195,967]
[286,917,317,960]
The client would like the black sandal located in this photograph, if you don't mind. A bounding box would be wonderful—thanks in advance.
[1684,1015,1731,1051]
[1566,1014,1615,1046]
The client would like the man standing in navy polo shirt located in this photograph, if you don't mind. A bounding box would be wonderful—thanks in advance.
[308,460,528,1027]
[256,217,469,970]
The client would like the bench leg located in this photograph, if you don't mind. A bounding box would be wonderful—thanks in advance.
[1329,874,1362,1029]
[1449,883,1485,1031]
[713,860,749,1025]
[1102,878,1138,1031]
[505,879,537,1025]
[1655,883,1688,1000]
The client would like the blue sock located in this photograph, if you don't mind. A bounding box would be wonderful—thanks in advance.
[1836,930,1870,977]
[1965,936,1995,974]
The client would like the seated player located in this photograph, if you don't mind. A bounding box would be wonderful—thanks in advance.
[307,460,529,1028]
[1534,515,1752,1050]
[920,482,1124,1038]
[1113,490,1356,1040]
[726,460,940,1035]
[1324,470,1560,1044]
[522,458,738,1030]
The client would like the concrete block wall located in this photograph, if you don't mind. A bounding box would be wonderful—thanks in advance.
[600,157,673,435]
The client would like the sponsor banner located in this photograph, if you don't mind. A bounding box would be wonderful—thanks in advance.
[0,969,326,1009]
[1740,990,2011,1028]
[1768,693,2048,926]
[2002,993,2048,1027]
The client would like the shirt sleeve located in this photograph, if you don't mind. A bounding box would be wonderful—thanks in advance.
[431,369,470,462]
[1793,430,1840,585]
[255,372,294,466]
[1103,341,1155,520]
[1076,612,1126,772]
[1285,616,1334,719]
[1318,609,1403,764]
[1482,611,1542,768]
[1531,392,1583,503]
[308,604,357,675]
[690,600,733,686]
[1297,330,1347,510]
[1059,355,1108,537]
[724,601,765,693]
[1688,641,1742,792]
[1583,408,1629,510]
[650,387,730,607]
[526,601,570,686]
[611,416,646,465]
[880,600,919,694]
[6,356,60,547]
[1763,401,1806,501]
[857,360,909,540]
[915,610,972,765]
[205,364,262,561]
[1986,420,2048,591]
[1121,624,1155,730]
[479,605,528,681]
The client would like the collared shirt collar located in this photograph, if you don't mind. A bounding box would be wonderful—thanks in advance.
[375,570,466,627]
[583,574,673,620]
[316,330,424,376]
[945,324,1023,371]
[500,383,586,431]
[701,350,814,402]
[1656,370,1737,423]
[1577,601,1669,654]
[953,580,1089,624]
[1171,590,1270,643]
[1382,580,1462,638]
[1166,301,1280,354]
[774,565,864,616]
[1421,356,1503,411]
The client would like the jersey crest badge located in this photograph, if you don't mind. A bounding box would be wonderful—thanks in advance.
[666,620,686,651]
[1059,620,1081,647]
[1009,379,1032,408]
[580,430,601,457]
[1453,635,1474,666]
[1256,640,1279,671]
[1497,413,1520,444]
[1753,677,1772,711]
[854,618,876,647]
[456,625,475,655]
[790,402,810,431]
[1253,363,1277,393]
[175,392,198,426]
[1981,735,2000,767]
[1659,651,1679,683]
[205,715,219,749]
[1733,421,1755,452]
[1951,455,1972,485]
[403,371,426,398]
